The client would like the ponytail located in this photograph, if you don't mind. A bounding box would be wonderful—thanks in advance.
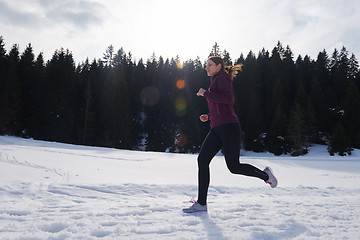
[225,63,243,80]
[208,56,243,80]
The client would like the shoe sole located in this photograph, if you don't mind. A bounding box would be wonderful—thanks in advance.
[182,210,207,214]
[266,167,278,188]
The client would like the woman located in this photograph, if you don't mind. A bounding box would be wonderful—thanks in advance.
[182,56,277,214]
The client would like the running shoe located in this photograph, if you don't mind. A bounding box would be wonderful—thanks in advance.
[264,166,278,188]
[182,199,207,213]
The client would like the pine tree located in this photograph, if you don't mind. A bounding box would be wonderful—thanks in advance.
[0,36,6,72]
[328,121,352,156]
[90,60,108,147]
[266,43,289,124]
[239,51,266,151]
[305,97,318,143]
[30,53,46,138]
[314,50,332,134]
[266,104,288,155]
[316,50,331,87]
[287,101,310,156]
[103,50,131,149]
[342,81,360,148]
[339,46,351,80]
[125,58,146,150]
[182,59,207,153]
[244,90,266,152]
[73,59,97,145]
[0,36,7,133]
[40,48,76,142]
[209,42,221,57]
[329,47,350,105]
[0,44,21,135]
[143,57,160,151]
[102,45,114,67]
[266,44,291,155]
[348,54,360,92]
[182,57,208,152]
[18,43,36,137]
[83,63,95,144]
[222,49,232,66]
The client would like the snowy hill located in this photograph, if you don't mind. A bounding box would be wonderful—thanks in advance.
[0,136,360,239]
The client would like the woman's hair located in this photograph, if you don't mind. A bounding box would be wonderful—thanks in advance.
[208,56,243,80]
[208,56,225,70]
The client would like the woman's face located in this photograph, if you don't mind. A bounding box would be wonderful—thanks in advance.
[205,60,222,76]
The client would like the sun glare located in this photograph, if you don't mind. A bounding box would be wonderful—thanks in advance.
[176,61,184,69]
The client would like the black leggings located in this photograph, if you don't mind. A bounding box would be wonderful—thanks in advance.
[197,123,268,205]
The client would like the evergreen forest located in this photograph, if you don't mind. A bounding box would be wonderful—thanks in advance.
[1,36,360,156]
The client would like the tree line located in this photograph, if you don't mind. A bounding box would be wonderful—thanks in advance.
[1,37,359,156]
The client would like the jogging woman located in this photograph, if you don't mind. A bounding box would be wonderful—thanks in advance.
[183,56,278,214]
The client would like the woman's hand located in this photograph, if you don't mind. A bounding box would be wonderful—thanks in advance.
[199,114,209,122]
[197,88,206,97]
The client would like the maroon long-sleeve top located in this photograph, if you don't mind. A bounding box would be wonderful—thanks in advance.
[203,69,239,128]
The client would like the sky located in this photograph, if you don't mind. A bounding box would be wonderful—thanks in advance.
[1,0,360,64]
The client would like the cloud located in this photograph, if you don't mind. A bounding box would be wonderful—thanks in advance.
[222,0,360,59]
[1,0,359,63]
[287,1,360,57]
[0,0,107,31]
[0,0,42,27]
[38,0,106,29]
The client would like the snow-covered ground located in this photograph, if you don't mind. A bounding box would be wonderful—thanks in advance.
[0,136,359,240]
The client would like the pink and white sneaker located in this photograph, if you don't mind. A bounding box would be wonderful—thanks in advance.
[182,199,207,213]
[264,166,278,188]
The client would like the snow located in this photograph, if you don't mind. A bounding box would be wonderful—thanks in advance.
[0,136,360,239]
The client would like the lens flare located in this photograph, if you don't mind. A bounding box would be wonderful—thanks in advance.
[174,97,187,116]
[140,86,160,106]
[175,132,188,147]
[176,79,185,89]
[175,98,186,111]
